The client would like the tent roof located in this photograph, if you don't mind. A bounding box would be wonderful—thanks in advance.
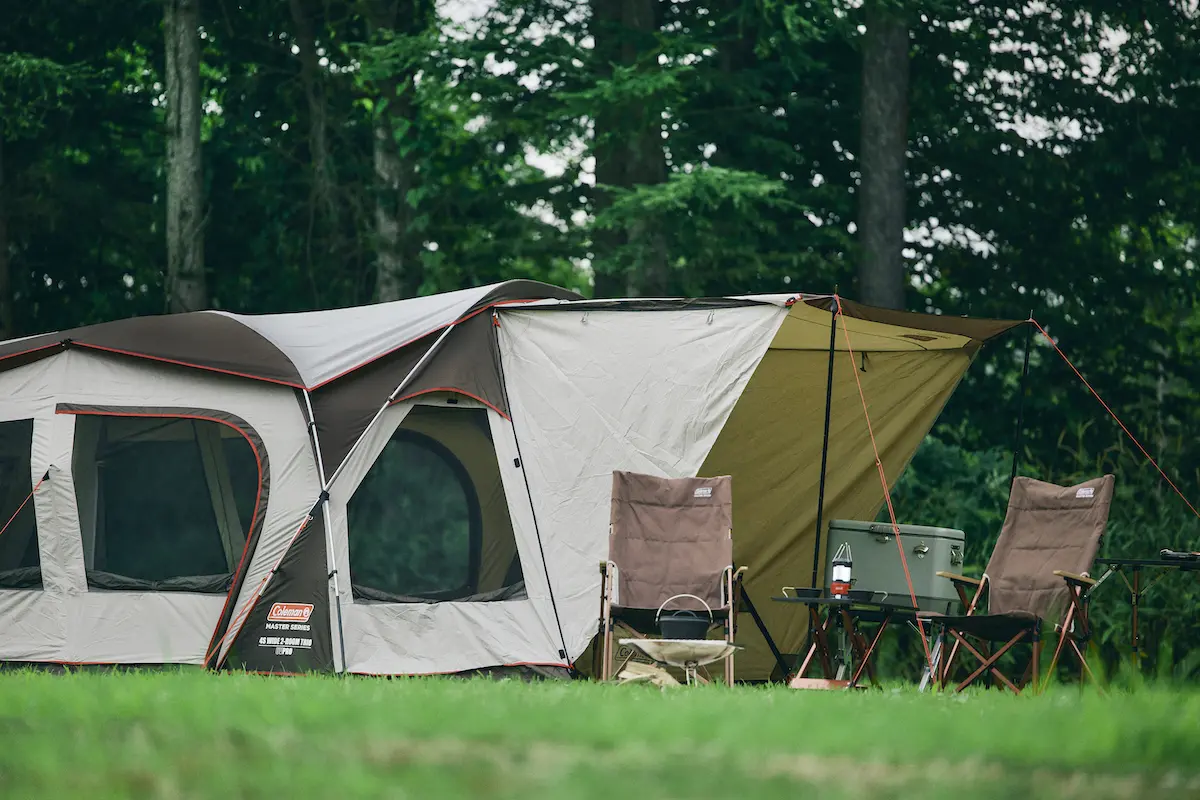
[0,283,1024,387]
[0,280,581,389]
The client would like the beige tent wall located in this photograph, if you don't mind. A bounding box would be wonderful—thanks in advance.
[699,346,972,679]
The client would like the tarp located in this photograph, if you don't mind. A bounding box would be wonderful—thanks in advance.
[0,283,1024,677]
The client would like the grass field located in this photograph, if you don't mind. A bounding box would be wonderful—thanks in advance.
[1,671,1199,799]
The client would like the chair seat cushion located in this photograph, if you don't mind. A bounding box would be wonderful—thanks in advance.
[929,611,1040,642]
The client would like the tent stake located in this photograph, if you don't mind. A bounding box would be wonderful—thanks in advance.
[303,388,348,675]
[1009,314,1034,491]
[809,296,838,591]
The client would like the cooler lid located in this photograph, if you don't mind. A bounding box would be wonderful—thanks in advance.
[828,519,965,541]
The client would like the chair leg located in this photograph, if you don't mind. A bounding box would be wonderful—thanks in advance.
[1069,638,1104,694]
[1030,636,1041,694]
[1045,604,1077,680]
[725,616,734,687]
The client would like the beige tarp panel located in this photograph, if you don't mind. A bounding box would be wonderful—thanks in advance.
[699,347,973,679]
[495,305,789,661]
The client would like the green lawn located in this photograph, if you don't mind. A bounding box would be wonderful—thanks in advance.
[1,671,1199,799]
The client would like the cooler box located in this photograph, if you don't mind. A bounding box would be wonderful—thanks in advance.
[825,520,966,614]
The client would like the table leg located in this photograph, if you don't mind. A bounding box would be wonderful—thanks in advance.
[848,610,891,689]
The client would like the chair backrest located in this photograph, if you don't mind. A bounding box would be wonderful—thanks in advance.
[985,474,1115,621]
[608,470,733,611]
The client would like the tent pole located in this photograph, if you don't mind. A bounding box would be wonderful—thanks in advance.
[739,585,792,681]
[325,322,458,489]
[1009,315,1034,490]
[302,388,348,675]
[809,296,838,591]
[217,322,460,668]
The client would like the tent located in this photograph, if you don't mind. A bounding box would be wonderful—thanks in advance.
[0,281,1021,678]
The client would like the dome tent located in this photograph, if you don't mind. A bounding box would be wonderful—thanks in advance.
[0,282,1019,678]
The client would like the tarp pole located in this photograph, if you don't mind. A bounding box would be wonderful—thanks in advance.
[303,388,347,675]
[1009,315,1034,491]
[809,297,838,591]
[739,584,792,681]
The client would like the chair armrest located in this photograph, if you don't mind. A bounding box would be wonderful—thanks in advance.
[1053,570,1096,587]
[936,571,982,587]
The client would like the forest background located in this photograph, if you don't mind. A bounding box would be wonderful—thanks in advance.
[3,0,1200,676]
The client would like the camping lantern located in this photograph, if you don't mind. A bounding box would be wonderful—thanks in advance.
[830,542,853,598]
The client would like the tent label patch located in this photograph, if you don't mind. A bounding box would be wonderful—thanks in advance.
[693,487,713,498]
[1075,487,1095,499]
[258,634,313,656]
[267,602,313,623]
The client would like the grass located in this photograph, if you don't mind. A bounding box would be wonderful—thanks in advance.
[1,671,1199,799]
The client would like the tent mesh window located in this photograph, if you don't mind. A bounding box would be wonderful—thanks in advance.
[71,415,260,592]
[0,419,42,589]
[348,405,526,603]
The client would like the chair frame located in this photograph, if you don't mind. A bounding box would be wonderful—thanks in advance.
[930,568,1101,694]
[596,555,746,685]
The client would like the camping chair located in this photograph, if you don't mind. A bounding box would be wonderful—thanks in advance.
[923,474,1114,694]
[596,471,745,685]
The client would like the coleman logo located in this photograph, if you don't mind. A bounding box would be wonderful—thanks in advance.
[1076,487,1095,499]
[694,487,713,498]
[267,602,313,623]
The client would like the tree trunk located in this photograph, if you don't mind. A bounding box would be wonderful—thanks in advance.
[164,0,208,312]
[0,135,12,339]
[621,0,668,297]
[365,0,423,302]
[290,0,341,299]
[857,2,909,310]
[588,0,667,298]
[588,0,624,299]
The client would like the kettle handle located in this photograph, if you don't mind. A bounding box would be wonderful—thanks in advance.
[655,594,714,624]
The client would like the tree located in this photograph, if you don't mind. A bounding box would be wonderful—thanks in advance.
[588,0,670,297]
[857,0,910,310]
[164,0,207,312]
[360,0,433,302]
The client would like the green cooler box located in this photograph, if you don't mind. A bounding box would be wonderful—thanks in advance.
[825,520,966,614]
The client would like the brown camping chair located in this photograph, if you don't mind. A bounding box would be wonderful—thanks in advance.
[596,471,745,685]
[924,474,1114,694]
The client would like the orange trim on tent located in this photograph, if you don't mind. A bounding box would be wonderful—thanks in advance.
[70,342,305,388]
[388,387,511,419]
